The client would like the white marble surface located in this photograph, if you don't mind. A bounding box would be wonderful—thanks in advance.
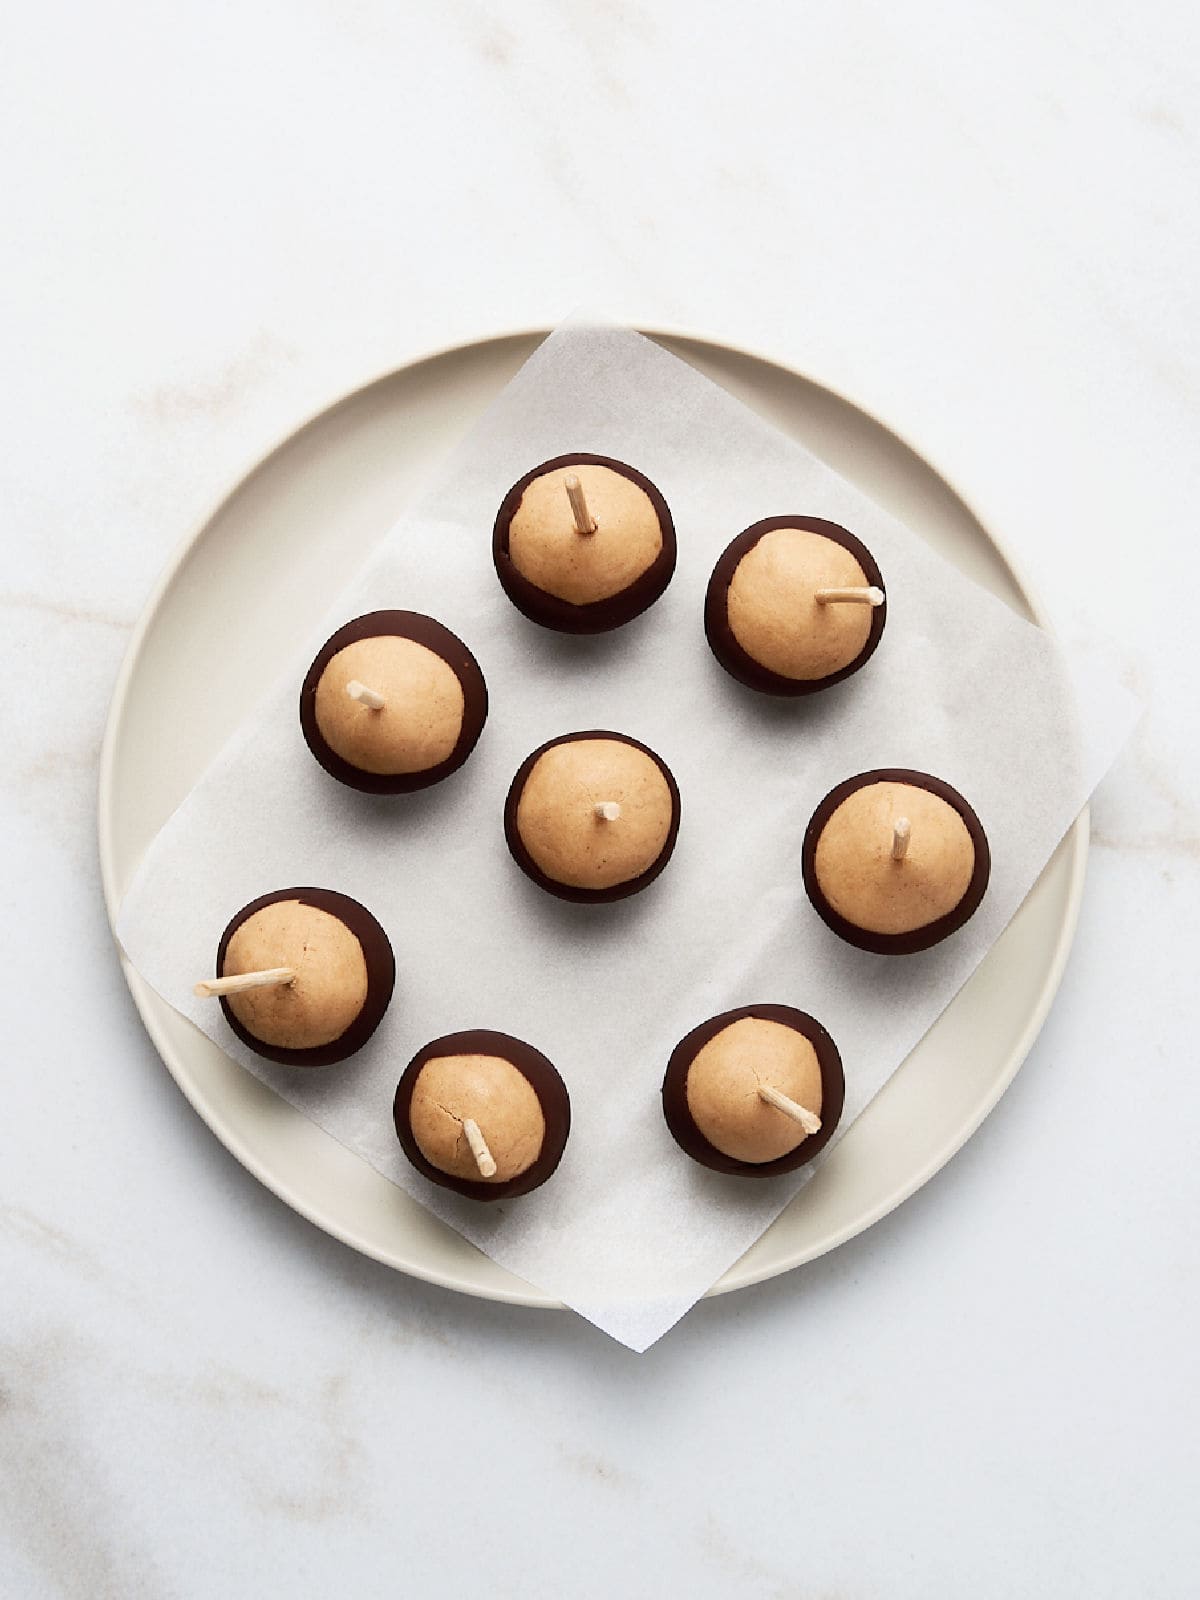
[2,2,1197,1594]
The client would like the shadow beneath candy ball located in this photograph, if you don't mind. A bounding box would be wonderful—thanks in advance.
[305,754,487,849]
[502,607,666,699]
[700,651,873,743]
[333,780,459,834]
[250,1048,370,1113]
[513,622,623,675]
[818,937,956,998]
[504,867,669,946]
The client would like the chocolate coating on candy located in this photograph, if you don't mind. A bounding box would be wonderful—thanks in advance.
[493,453,676,633]
[215,887,395,1066]
[300,610,487,793]
[802,769,990,954]
[504,730,681,903]
[393,1029,571,1201]
[705,517,886,695]
[662,1004,845,1176]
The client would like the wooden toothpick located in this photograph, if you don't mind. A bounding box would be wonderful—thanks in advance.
[346,679,386,710]
[892,817,911,862]
[462,1118,497,1178]
[814,585,885,607]
[564,472,597,535]
[194,967,296,999]
[758,1082,822,1135]
[593,801,622,822]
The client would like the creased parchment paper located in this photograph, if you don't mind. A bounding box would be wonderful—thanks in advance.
[118,324,1136,1351]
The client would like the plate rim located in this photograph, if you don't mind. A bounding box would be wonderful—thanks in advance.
[98,325,1089,1309]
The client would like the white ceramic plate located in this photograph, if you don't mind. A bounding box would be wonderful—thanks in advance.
[98,330,1087,1307]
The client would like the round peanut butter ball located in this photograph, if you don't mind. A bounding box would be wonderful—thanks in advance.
[705,517,886,694]
[493,453,676,632]
[802,769,990,953]
[504,731,681,902]
[211,888,395,1066]
[300,610,487,792]
[393,1029,571,1200]
[662,1005,844,1175]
